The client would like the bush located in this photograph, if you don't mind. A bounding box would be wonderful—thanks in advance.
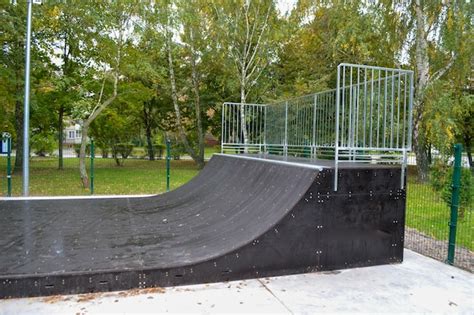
[153,144,165,159]
[99,146,109,158]
[131,147,146,159]
[112,143,134,166]
[441,168,473,218]
[431,159,473,218]
[31,133,56,157]
[170,142,186,160]
[73,143,91,157]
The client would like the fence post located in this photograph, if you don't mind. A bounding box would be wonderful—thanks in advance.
[6,136,11,197]
[447,143,462,265]
[284,101,288,157]
[90,138,95,195]
[166,139,171,192]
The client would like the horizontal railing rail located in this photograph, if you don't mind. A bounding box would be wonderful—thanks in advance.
[221,63,414,190]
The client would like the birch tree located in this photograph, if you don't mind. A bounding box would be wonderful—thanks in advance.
[411,0,459,181]
[213,0,277,148]
[78,2,133,187]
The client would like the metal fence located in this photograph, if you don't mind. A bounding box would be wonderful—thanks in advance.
[405,146,473,272]
[222,63,414,190]
[0,138,180,197]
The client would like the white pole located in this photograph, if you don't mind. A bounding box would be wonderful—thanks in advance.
[23,0,33,196]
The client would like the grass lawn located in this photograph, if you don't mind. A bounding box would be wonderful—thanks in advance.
[205,146,221,158]
[406,178,473,251]
[0,157,200,196]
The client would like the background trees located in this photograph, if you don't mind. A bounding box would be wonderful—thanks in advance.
[1,0,472,187]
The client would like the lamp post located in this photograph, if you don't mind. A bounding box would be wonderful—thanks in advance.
[22,0,41,196]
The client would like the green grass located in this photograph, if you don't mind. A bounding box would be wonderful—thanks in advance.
[406,178,473,251]
[0,157,199,196]
[205,146,221,158]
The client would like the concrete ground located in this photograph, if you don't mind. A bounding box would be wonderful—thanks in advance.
[1,250,473,314]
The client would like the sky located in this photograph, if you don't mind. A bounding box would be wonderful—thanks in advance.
[276,0,297,16]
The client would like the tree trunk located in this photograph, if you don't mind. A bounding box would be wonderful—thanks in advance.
[464,134,472,169]
[413,0,430,182]
[14,99,23,172]
[166,29,199,164]
[79,74,118,188]
[58,104,64,170]
[79,123,89,188]
[144,104,155,161]
[189,28,205,168]
[240,76,249,153]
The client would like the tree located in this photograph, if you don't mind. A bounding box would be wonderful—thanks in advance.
[213,0,278,149]
[77,1,135,188]
[411,0,464,181]
[42,2,88,170]
[0,1,53,171]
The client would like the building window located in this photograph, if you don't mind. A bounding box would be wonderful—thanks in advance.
[76,130,82,138]
[68,131,75,139]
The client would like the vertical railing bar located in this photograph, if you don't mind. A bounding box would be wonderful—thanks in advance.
[249,104,252,146]
[349,67,353,151]
[355,67,360,157]
[397,72,401,148]
[221,104,224,153]
[318,94,322,147]
[341,65,346,147]
[334,64,341,191]
[408,71,414,149]
[363,67,367,149]
[253,104,256,145]
[312,94,317,158]
[390,70,395,148]
[264,105,267,154]
[377,69,381,148]
[232,104,235,149]
[326,92,329,148]
[402,73,407,149]
[370,68,374,147]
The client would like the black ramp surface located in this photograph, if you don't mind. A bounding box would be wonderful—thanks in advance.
[0,154,405,298]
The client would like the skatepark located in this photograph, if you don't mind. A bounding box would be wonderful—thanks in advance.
[1,64,472,313]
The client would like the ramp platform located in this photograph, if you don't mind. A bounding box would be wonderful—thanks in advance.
[0,154,405,298]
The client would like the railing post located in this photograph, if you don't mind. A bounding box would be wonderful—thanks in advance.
[166,139,171,192]
[90,138,94,195]
[447,143,462,265]
[263,105,267,155]
[334,65,341,191]
[312,94,317,159]
[221,103,225,154]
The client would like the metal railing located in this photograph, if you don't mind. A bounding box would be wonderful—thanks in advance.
[221,63,414,190]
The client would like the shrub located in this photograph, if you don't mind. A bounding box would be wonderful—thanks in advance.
[131,147,146,159]
[170,142,186,160]
[31,133,56,157]
[153,144,165,159]
[99,146,109,158]
[73,143,91,157]
[112,143,134,166]
[431,159,473,218]
[441,168,473,218]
